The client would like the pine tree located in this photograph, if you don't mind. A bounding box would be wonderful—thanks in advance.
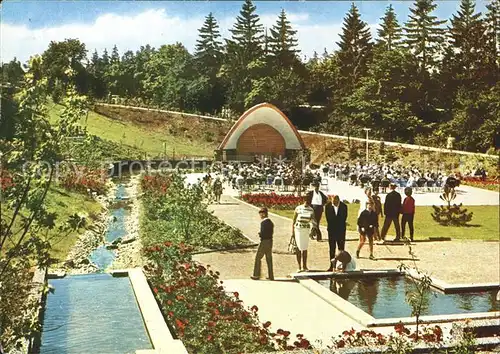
[194,12,223,75]
[111,45,120,64]
[227,0,264,66]
[268,9,300,68]
[336,3,373,95]
[446,0,485,89]
[483,0,499,84]
[102,49,110,66]
[404,0,447,73]
[377,5,402,51]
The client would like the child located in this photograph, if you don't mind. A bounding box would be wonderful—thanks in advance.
[331,250,356,272]
[356,202,378,260]
[402,187,416,241]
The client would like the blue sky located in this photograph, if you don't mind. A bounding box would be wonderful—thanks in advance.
[0,1,490,64]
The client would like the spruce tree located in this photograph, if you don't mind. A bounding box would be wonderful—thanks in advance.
[484,0,499,84]
[404,0,446,73]
[268,9,300,68]
[447,0,485,88]
[227,0,264,66]
[336,3,372,95]
[194,12,223,75]
[111,45,120,64]
[377,5,402,51]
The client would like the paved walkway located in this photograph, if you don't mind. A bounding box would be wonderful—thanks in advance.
[194,195,499,284]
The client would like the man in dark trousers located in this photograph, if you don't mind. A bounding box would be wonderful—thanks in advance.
[307,181,328,241]
[380,183,402,241]
[251,207,274,280]
[325,195,348,271]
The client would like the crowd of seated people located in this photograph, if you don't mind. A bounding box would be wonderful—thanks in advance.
[319,161,466,193]
[210,161,325,192]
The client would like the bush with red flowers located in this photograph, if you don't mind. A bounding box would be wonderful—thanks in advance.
[141,174,172,197]
[329,322,477,353]
[58,166,108,195]
[0,169,15,192]
[143,242,312,353]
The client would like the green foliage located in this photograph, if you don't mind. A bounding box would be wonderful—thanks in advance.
[377,5,403,51]
[431,185,474,226]
[41,39,88,95]
[0,57,88,350]
[268,9,300,68]
[336,3,373,95]
[141,173,251,250]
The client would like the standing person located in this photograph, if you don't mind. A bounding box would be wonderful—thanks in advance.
[372,189,383,241]
[292,194,317,272]
[356,202,378,259]
[212,177,223,204]
[380,183,402,241]
[401,187,416,241]
[307,181,327,241]
[358,187,373,217]
[251,207,274,280]
[325,195,348,271]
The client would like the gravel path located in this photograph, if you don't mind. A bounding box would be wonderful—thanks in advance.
[194,195,500,285]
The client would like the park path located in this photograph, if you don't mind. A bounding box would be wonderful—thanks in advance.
[194,194,500,285]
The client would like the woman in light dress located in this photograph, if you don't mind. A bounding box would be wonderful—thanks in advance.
[292,194,317,272]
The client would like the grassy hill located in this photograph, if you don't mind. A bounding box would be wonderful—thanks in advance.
[48,103,229,159]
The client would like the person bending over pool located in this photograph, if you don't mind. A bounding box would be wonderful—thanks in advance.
[331,250,356,272]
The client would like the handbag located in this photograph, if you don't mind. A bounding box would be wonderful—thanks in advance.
[309,226,318,240]
[288,234,298,254]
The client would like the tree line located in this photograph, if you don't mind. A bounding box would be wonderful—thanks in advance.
[2,0,499,153]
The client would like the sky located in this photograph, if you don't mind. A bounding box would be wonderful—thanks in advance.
[0,0,490,65]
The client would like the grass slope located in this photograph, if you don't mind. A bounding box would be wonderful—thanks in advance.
[44,186,103,260]
[48,103,219,158]
[271,205,499,241]
[1,186,102,262]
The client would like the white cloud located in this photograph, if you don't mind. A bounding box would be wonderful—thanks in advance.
[0,8,360,64]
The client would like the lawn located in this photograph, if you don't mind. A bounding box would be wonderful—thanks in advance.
[270,204,499,241]
[48,102,215,158]
[1,185,103,262]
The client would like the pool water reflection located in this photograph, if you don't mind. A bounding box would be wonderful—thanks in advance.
[316,276,499,319]
[40,273,151,354]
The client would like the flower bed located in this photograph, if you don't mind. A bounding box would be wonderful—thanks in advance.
[241,193,304,210]
[144,242,311,353]
[461,176,499,192]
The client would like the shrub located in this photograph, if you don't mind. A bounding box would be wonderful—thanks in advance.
[431,186,473,226]
[143,242,312,353]
[141,173,251,250]
[58,166,107,195]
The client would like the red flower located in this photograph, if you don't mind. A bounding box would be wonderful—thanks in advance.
[251,305,259,312]
[207,334,213,341]
[337,339,345,348]
[168,311,174,317]
[175,318,185,330]
[233,291,239,298]
[208,321,216,327]
[263,321,271,328]
[153,287,158,294]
